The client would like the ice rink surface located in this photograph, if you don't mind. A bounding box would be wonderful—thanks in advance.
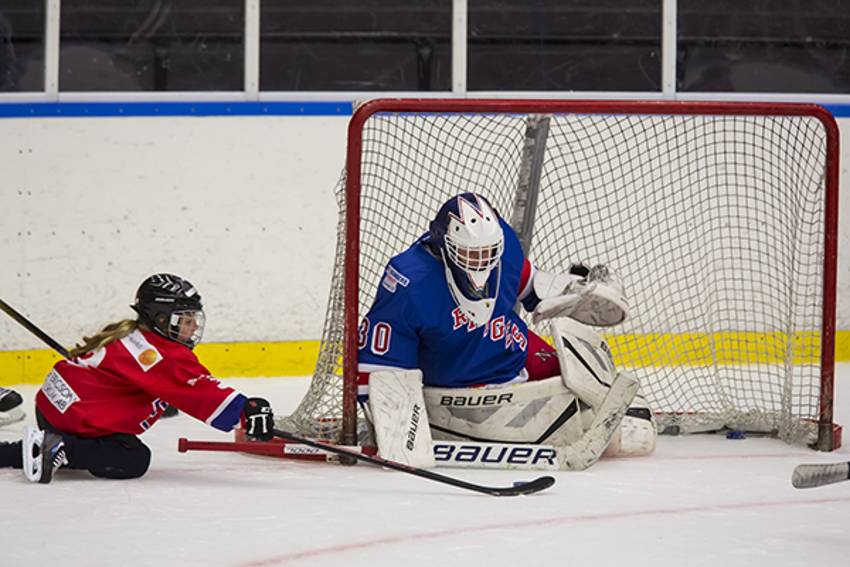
[3,367,850,567]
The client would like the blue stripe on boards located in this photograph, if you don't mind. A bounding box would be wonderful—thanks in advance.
[823,104,850,117]
[1,100,849,118]
[0,101,354,118]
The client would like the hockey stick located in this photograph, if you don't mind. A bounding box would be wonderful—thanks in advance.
[178,436,378,461]
[0,298,71,359]
[791,461,850,489]
[272,428,555,497]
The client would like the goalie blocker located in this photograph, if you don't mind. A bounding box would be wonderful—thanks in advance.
[367,319,655,470]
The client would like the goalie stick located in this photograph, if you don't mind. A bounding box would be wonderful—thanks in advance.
[0,298,71,359]
[270,428,555,497]
[791,461,850,489]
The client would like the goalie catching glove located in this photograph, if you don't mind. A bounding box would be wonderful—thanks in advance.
[531,263,628,327]
[242,397,274,441]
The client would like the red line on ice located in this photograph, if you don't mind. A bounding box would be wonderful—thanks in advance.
[235,495,850,566]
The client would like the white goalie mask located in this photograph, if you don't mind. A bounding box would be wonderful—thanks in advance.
[441,195,505,290]
[429,193,505,328]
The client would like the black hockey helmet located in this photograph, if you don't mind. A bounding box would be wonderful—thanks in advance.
[131,273,205,348]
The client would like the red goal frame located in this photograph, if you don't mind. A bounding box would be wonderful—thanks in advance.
[341,99,841,451]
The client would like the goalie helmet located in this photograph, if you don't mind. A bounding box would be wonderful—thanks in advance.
[131,273,205,348]
[428,193,505,290]
[428,193,505,328]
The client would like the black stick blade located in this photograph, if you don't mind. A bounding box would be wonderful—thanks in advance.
[488,476,556,497]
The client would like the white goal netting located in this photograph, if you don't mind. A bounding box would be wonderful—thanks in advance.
[278,100,839,450]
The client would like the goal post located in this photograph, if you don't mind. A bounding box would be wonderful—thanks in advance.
[279,98,841,453]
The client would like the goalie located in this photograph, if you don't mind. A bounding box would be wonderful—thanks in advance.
[357,193,656,470]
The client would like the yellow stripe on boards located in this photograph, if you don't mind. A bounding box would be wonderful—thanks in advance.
[193,341,320,378]
[0,349,65,386]
[0,331,848,386]
[0,340,321,386]
[607,331,829,366]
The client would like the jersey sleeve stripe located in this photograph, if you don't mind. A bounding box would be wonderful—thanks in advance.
[207,391,246,432]
[518,259,536,301]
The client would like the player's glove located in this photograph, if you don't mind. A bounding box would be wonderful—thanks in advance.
[242,397,274,441]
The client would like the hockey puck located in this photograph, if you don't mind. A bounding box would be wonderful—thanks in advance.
[725,430,747,440]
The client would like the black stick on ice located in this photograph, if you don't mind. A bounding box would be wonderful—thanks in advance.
[792,461,850,489]
[273,428,555,497]
[0,298,71,359]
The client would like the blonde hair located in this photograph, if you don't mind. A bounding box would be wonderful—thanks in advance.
[69,319,147,358]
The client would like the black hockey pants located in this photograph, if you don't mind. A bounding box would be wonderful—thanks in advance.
[0,409,151,479]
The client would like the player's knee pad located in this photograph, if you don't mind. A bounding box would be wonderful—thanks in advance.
[603,393,657,458]
[551,318,617,408]
[423,376,584,447]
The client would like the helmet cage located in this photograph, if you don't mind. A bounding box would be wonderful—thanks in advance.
[166,309,205,348]
[131,273,205,349]
[445,234,504,275]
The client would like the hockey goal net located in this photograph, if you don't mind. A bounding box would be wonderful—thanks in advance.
[278,99,841,452]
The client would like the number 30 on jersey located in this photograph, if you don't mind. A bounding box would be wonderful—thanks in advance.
[358,318,392,355]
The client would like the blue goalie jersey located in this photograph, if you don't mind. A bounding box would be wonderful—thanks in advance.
[357,219,530,388]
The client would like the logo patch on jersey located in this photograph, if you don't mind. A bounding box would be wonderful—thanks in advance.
[41,369,80,414]
[138,349,158,366]
[120,330,163,372]
[381,265,410,293]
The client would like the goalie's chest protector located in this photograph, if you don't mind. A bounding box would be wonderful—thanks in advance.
[358,225,529,388]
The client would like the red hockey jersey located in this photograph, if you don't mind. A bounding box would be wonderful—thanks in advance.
[35,328,246,437]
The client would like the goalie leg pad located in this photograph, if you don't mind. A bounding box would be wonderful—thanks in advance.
[369,369,435,468]
[423,376,584,448]
[552,318,617,408]
[557,370,639,471]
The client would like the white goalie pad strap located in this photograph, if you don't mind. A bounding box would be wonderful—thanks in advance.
[552,318,617,408]
[558,370,639,471]
[369,369,435,468]
[532,266,628,327]
[423,376,583,448]
[603,394,657,458]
